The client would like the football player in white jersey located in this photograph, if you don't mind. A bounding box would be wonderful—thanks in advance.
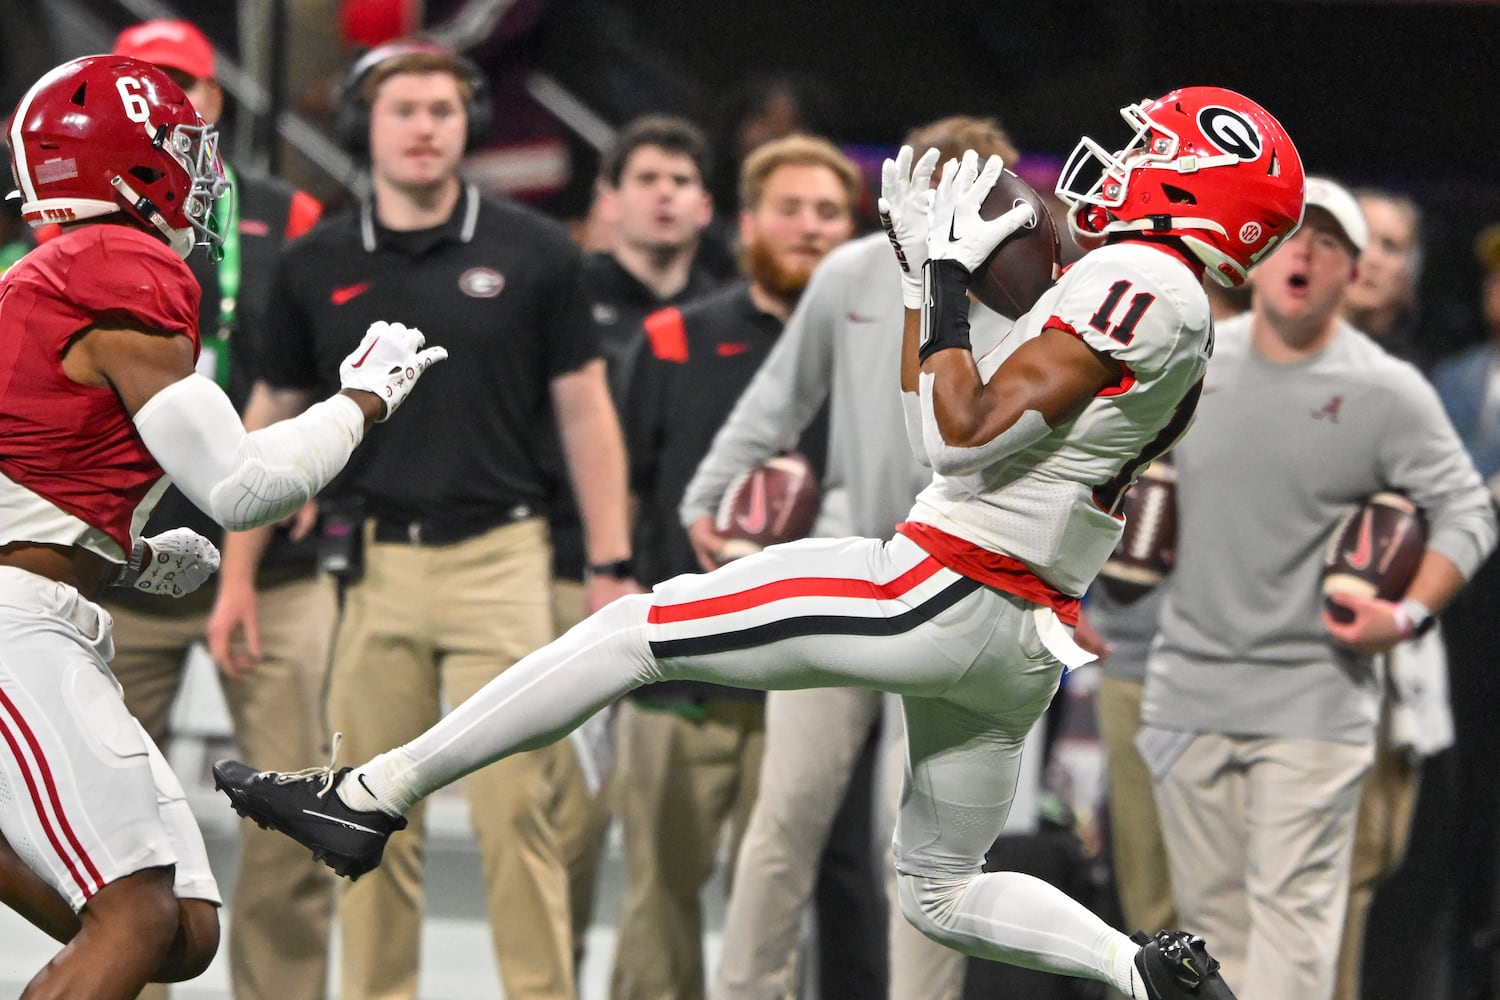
[217,86,1304,1000]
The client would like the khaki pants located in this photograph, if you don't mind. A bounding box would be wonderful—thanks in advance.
[1096,675,1176,934]
[329,519,581,1000]
[107,573,338,1000]
[609,698,764,1000]
[551,577,614,955]
[1332,700,1420,1000]
[1155,732,1372,1000]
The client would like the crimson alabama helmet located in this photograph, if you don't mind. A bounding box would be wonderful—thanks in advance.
[6,54,229,260]
[1055,86,1305,287]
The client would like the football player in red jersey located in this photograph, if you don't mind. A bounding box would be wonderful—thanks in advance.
[0,55,443,999]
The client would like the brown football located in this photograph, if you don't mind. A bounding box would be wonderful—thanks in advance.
[714,453,820,562]
[1322,492,1426,622]
[970,169,1060,320]
[1098,459,1177,602]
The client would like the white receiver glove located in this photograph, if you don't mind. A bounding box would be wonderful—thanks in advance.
[878,145,941,309]
[926,150,1037,275]
[339,321,448,421]
[118,528,221,598]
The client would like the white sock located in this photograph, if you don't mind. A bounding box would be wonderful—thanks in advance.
[1111,938,1144,997]
[337,749,418,817]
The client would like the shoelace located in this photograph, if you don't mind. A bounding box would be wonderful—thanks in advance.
[269,731,344,798]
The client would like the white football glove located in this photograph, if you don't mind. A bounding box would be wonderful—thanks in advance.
[120,528,221,598]
[338,321,448,422]
[926,150,1037,275]
[878,145,941,309]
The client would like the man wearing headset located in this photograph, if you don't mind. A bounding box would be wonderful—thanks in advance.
[210,41,636,1000]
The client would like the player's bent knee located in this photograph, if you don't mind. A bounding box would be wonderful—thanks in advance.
[896,870,971,949]
[83,867,181,952]
[152,898,220,982]
[592,591,652,630]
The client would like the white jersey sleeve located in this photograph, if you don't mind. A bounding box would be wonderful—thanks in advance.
[1040,243,1208,376]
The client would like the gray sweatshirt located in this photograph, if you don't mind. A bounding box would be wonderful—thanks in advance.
[1144,314,1497,745]
[679,232,1010,540]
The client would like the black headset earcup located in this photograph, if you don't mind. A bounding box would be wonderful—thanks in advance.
[333,89,372,157]
[334,41,494,159]
[460,64,492,152]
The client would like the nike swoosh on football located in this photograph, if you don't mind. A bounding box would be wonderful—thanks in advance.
[737,474,768,535]
[301,808,382,834]
[1344,508,1374,571]
[331,281,372,306]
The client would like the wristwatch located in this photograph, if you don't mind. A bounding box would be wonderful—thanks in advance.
[587,558,635,580]
[1396,597,1436,639]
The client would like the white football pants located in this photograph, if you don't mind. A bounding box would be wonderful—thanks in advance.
[391,533,1134,985]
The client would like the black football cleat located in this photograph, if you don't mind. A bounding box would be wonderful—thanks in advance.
[213,759,406,880]
[1132,930,1237,999]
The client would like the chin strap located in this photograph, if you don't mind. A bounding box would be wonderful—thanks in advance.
[110,175,194,259]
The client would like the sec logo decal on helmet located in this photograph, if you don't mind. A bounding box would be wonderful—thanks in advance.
[1055,86,1305,287]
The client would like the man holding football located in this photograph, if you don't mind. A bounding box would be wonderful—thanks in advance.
[1140,176,1496,999]
[218,86,1306,999]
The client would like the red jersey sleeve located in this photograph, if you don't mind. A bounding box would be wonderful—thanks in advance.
[61,227,202,355]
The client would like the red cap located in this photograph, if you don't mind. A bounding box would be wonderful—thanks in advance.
[113,19,216,81]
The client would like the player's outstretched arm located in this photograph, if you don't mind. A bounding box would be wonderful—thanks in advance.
[72,320,444,533]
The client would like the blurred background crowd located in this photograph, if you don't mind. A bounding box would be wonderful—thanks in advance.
[4,2,1500,1000]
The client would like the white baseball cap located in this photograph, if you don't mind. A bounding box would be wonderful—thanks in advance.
[1303,176,1369,253]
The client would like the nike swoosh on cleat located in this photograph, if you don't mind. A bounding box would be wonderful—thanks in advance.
[301,808,382,835]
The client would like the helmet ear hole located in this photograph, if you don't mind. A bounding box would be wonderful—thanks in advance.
[1162,184,1197,205]
[129,166,164,185]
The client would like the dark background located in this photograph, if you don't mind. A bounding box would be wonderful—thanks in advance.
[549,0,1500,359]
[8,0,1500,357]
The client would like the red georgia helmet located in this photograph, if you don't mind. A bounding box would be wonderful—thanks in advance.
[6,54,228,260]
[1055,86,1305,287]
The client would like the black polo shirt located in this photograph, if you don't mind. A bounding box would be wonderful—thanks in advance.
[625,281,827,707]
[625,281,828,588]
[545,251,720,581]
[260,184,596,525]
[586,251,721,406]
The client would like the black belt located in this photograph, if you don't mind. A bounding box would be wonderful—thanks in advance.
[371,504,535,546]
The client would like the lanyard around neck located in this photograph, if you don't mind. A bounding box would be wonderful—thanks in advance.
[215,162,241,335]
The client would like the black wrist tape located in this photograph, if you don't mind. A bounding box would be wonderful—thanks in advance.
[918,259,973,363]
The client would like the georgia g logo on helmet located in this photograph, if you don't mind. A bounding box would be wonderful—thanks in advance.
[1197,107,1262,161]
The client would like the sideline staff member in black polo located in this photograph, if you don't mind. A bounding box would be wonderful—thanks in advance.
[210,40,636,1000]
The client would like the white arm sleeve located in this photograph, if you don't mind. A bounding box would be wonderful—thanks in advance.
[901,391,931,468]
[132,374,366,531]
[918,370,1051,477]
